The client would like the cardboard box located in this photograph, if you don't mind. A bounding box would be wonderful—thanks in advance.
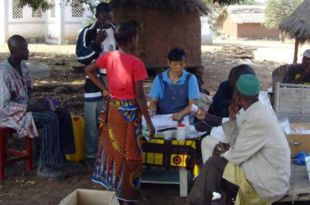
[286,133,310,157]
[59,189,119,205]
[286,123,310,157]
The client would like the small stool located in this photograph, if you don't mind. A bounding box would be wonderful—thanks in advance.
[0,127,32,179]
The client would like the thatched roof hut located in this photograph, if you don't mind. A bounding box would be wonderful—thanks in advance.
[215,5,279,40]
[110,0,208,71]
[279,0,310,63]
[110,0,208,14]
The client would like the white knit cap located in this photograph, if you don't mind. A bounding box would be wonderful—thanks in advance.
[302,49,310,58]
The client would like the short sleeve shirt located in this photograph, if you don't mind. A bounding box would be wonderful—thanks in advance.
[283,64,310,84]
[96,51,148,99]
[148,69,200,100]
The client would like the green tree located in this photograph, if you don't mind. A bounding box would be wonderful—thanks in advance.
[264,0,302,29]
[17,0,50,11]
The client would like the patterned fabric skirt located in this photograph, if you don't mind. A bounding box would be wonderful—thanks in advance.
[92,98,143,202]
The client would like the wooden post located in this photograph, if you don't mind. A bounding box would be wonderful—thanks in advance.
[293,38,299,64]
[59,0,65,44]
[25,137,32,172]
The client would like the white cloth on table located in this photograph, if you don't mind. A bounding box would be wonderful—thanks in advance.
[142,114,205,140]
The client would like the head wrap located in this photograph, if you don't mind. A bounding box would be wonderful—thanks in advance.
[302,49,310,58]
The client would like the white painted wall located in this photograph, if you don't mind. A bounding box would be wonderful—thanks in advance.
[64,24,83,43]
[8,23,45,39]
[62,2,91,43]
[201,16,213,45]
[7,1,45,40]
[44,0,58,43]
[0,0,8,44]
[0,0,91,44]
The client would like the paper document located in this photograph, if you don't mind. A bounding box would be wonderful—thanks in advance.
[142,114,205,139]
[142,114,178,130]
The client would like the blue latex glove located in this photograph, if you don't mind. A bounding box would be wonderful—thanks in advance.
[294,151,309,165]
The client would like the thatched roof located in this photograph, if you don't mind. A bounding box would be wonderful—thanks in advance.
[226,5,265,24]
[110,0,209,14]
[279,0,310,43]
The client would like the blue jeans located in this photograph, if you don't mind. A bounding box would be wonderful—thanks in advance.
[84,100,104,159]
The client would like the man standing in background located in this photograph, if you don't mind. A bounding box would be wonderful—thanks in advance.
[76,2,116,163]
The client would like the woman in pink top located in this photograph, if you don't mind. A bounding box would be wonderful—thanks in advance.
[85,20,154,205]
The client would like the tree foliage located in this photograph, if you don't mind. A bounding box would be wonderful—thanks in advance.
[17,0,51,11]
[264,0,303,29]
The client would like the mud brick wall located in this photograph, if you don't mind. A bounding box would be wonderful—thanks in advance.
[113,6,202,68]
[238,23,279,40]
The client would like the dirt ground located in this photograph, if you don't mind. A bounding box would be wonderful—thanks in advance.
[0,39,309,205]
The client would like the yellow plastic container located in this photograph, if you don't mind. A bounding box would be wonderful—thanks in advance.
[66,115,85,162]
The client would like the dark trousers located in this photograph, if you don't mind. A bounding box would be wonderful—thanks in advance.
[189,156,239,205]
[33,111,62,167]
[55,108,75,155]
[33,109,75,167]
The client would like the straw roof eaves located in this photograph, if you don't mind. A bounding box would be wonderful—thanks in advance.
[279,0,310,43]
[110,0,209,14]
[227,5,265,24]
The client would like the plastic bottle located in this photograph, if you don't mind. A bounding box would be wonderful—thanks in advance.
[176,123,186,140]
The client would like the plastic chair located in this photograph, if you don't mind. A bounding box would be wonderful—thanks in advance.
[0,127,32,179]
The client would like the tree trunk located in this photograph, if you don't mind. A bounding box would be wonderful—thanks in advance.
[280,32,285,42]
[293,38,299,64]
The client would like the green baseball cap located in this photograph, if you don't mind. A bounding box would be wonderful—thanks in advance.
[236,74,260,96]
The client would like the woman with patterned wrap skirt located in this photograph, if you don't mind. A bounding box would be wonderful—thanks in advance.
[85,20,155,205]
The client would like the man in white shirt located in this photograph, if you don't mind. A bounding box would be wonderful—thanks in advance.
[189,74,290,205]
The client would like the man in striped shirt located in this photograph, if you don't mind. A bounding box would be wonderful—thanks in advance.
[76,2,116,161]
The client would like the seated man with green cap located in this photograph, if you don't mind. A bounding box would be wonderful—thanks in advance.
[189,74,291,205]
